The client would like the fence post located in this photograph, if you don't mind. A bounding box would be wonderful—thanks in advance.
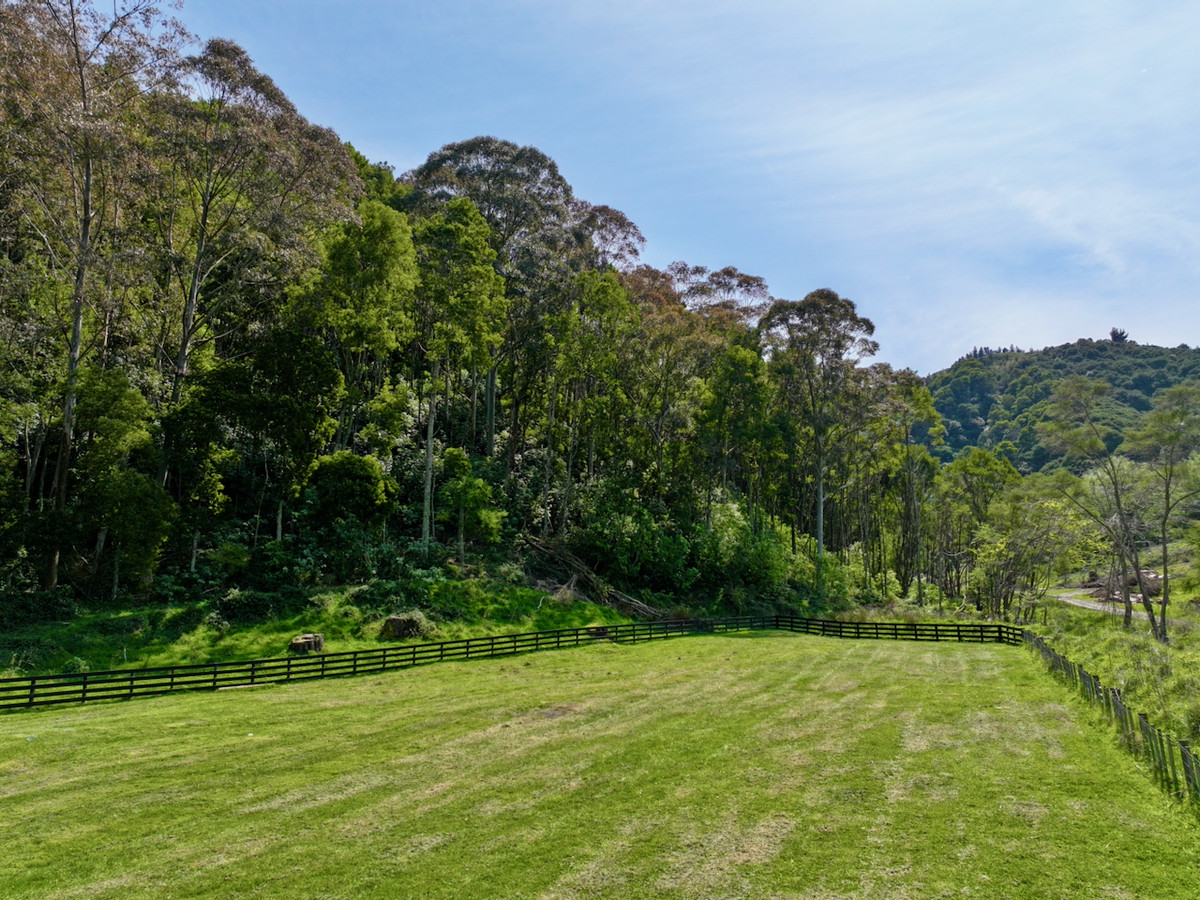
[1168,732,1181,796]
[1181,742,1198,801]
[1157,728,1170,788]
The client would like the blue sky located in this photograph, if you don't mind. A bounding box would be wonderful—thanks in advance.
[182,0,1200,375]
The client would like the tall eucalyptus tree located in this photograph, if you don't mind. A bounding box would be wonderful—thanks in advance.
[404,137,580,458]
[411,197,505,557]
[1040,376,1164,639]
[148,38,358,413]
[1123,381,1200,640]
[761,289,878,565]
[297,199,417,452]
[0,0,184,585]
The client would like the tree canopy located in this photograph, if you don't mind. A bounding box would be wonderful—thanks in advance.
[2,0,1199,646]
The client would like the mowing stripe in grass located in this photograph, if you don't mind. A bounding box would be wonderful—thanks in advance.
[2,633,1198,899]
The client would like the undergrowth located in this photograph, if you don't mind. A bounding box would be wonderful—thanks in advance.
[0,565,628,678]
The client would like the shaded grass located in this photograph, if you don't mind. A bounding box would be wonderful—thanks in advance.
[0,581,629,677]
[2,633,1198,898]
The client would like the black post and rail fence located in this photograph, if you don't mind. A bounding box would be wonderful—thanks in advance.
[0,616,1021,712]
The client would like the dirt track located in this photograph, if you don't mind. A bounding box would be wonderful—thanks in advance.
[1052,589,1177,625]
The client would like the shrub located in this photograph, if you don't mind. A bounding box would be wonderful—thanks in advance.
[213,586,308,623]
[215,589,277,623]
[0,638,60,673]
[202,610,230,635]
[304,451,395,528]
[209,542,252,575]
[353,579,405,616]
[61,656,90,674]
[0,588,77,628]
[570,492,699,597]
[243,540,309,590]
[380,609,432,640]
[496,562,526,585]
[427,579,486,620]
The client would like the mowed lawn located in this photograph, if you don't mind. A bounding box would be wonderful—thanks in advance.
[1,632,1198,899]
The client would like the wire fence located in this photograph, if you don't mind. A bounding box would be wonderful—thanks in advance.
[1022,630,1198,805]
[0,615,1021,712]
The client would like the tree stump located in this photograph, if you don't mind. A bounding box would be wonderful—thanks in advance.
[288,633,325,654]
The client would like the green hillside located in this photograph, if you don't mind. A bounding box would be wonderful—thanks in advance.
[926,337,1200,470]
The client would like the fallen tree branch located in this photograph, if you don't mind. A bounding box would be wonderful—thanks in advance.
[522,535,668,620]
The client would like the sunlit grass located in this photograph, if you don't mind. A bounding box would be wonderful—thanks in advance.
[3,632,1198,898]
[1036,595,1200,740]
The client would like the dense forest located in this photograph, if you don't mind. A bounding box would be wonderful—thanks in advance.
[929,337,1200,471]
[2,0,1199,655]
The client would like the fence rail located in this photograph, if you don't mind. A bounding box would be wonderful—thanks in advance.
[0,616,1022,712]
[1023,630,1198,806]
[775,617,1023,645]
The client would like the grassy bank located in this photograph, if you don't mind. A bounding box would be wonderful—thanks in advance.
[0,576,629,678]
[1033,594,1200,740]
[2,632,1197,898]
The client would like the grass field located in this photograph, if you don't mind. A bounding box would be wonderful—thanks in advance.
[2,632,1198,899]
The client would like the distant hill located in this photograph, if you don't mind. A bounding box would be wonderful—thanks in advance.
[925,337,1200,471]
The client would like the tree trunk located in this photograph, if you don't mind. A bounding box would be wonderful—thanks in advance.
[22,420,46,504]
[815,455,828,598]
[815,457,826,556]
[485,363,497,457]
[469,378,478,449]
[1159,481,1172,643]
[45,155,93,588]
[1127,541,1165,643]
[541,383,556,537]
[160,178,216,487]
[421,363,441,559]
[92,525,108,576]
[1113,551,1133,628]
